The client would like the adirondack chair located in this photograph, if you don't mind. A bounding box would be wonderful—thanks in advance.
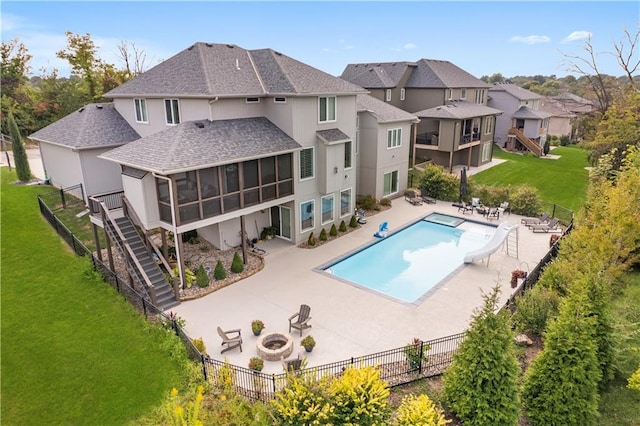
[217,326,243,354]
[288,304,312,336]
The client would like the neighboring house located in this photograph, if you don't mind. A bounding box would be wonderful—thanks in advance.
[341,59,500,171]
[355,94,419,198]
[552,92,598,115]
[539,97,576,138]
[488,83,552,156]
[29,103,140,202]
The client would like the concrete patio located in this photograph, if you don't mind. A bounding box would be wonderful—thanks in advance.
[172,198,555,374]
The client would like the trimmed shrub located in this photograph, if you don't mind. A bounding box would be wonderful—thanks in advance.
[509,184,541,217]
[329,365,390,425]
[191,337,206,354]
[195,265,209,288]
[356,194,377,210]
[473,184,511,208]
[213,260,226,280]
[349,215,358,228]
[393,394,449,426]
[339,220,347,232]
[329,224,338,237]
[230,252,244,273]
[543,140,550,155]
[522,285,601,425]
[512,285,560,335]
[181,229,199,244]
[419,164,459,201]
[443,286,520,425]
[380,197,391,206]
[307,232,316,246]
[319,228,328,241]
[560,134,570,146]
[271,372,333,425]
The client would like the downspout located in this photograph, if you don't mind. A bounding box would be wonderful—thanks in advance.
[208,97,219,121]
[153,173,184,291]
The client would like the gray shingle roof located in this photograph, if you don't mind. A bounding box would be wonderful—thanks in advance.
[539,98,576,118]
[341,59,489,90]
[489,83,541,100]
[100,117,301,174]
[106,43,366,98]
[316,129,351,144]
[356,94,418,123]
[414,101,502,120]
[29,103,139,149]
[340,62,414,88]
[511,106,552,119]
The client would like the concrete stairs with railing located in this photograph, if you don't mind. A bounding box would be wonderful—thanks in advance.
[113,217,179,310]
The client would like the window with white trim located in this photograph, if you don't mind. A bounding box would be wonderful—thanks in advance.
[383,170,399,196]
[300,200,315,232]
[319,96,336,122]
[134,99,148,123]
[475,89,485,104]
[460,88,467,99]
[321,195,334,224]
[387,128,402,149]
[386,89,392,102]
[164,99,180,125]
[340,189,351,216]
[344,141,352,169]
[484,116,494,135]
[299,147,314,180]
[400,88,405,101]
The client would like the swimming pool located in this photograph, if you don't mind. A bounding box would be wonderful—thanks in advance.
[322,214,496,304]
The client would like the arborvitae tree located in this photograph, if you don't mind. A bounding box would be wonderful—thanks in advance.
[7,113,31,182]
[230,252,244,273]
[442,285,520,425]
[329,223,338,237]
[195,265,209,288]
[349,215,358,228]
[307,232,316,246]
[339,220,347,232]
[213,260,226,280]
[522,285,601,425]
[319,228,328,241]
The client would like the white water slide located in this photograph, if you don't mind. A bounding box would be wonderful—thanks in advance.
[463,222,518,265]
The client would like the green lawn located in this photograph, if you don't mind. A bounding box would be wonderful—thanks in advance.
[1,168,189,425]
[472,145,590,213]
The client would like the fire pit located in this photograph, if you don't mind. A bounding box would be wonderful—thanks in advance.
[256,332,294,361]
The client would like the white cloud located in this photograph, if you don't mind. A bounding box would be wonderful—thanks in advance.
[1,13,27,32]
[562,31,592,43]
[404,43,416,50]
[509,35,551,45]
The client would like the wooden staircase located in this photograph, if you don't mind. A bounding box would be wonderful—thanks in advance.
[508,128,542,157]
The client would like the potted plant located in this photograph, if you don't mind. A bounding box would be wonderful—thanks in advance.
[300,335,316,352]
[260,226,277,240]
[403,338,430,370]
[251,319,265,336]
[511,269,528,288]
[248,357,264,372]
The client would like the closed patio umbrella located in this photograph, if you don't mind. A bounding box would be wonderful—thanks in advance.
[459,167,468,203]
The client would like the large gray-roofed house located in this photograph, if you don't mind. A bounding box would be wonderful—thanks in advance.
[405,59,491,89]
[489,83,542,101]
[340,62,415,89]
[356,93,418,123]
[107,43,366,98]
[29,103,140,200]
[100,117,301,175]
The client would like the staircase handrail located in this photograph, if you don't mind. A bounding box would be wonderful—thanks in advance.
[508,127,542,156]
[97,200,158,304]
[122,196,176,280]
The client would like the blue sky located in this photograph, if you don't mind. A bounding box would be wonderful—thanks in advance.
[2,1,638,79]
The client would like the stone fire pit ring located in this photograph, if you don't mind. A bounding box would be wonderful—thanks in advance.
[256,332,294,361]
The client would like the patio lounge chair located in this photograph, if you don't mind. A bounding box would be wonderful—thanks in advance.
[420,188,436,204]
[521,212,549,226]
[405,191,423,206]
[457,202,473,215]
[289,304,312,336]
[530,218,561,233]
[486,208,500,220]
[217,326,243,354]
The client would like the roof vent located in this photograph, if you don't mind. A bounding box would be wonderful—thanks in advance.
[226,44,234,48]
[78,107,85,113]
[274,51,282,56]
[188,45,194,51]
[206,43,213,47]
[195,122,205,129]
[96,104,103,109]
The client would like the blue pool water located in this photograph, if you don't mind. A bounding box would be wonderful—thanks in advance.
[324,217,496,303]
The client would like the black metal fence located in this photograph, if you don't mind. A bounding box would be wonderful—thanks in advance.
[38,191,569,402]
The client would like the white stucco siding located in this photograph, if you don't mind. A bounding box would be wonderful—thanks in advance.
[122,173,161,230]
[79,148,124,197]
[355,113,379,197]
[210,98,266,121]
[39,142,83,191]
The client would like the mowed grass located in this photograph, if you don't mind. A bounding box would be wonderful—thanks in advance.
[1,168,187,425]
[472,145,590,212]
